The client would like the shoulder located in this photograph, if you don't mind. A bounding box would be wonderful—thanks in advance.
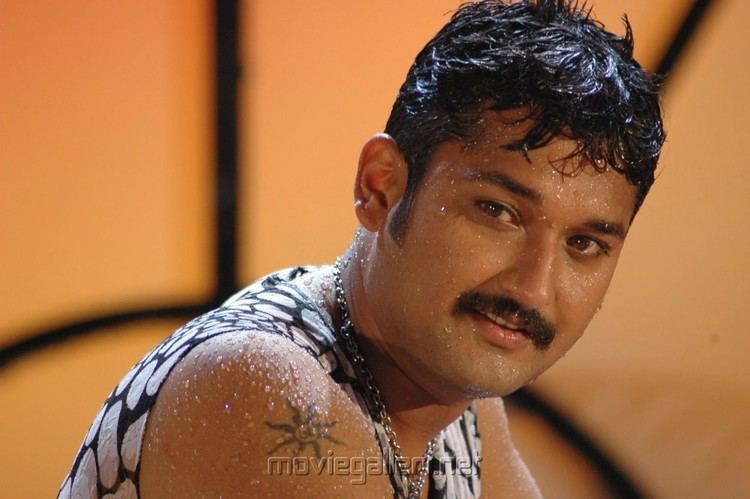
[475,397,543,498]
[139,329,392,498]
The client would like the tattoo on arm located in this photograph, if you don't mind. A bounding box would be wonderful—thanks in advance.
[265,399,345,458]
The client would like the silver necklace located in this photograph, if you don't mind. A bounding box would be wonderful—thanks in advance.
[332,257,436,499]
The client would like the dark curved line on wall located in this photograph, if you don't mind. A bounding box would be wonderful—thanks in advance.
[0,303,217,370]
[655,0,718,83]
[506,389,645,498]
[0,0,717,496]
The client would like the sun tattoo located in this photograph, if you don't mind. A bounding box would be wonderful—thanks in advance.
[265,399,345,458]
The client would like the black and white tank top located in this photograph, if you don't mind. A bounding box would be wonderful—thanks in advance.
[57,266,482,499]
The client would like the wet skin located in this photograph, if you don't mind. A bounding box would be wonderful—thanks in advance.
[350,112,638,408]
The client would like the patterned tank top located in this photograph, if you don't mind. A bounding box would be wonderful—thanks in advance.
[57,266,482,499]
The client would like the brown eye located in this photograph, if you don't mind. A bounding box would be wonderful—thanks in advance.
[567,235,609,257]
[475,200,518,224]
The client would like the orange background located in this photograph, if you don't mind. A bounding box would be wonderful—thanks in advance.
[1,1,748,497]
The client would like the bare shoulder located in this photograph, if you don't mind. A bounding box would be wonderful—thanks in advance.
[475,397,543,498]
[139,330,392,498]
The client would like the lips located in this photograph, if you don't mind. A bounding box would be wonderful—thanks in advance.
[471,308,530,350]
[476,309,527,333]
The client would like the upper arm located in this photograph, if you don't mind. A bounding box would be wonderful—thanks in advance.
[476,397,543,498]
[139,330,391,498]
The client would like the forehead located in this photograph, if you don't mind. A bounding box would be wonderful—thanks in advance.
[423,111,638,218]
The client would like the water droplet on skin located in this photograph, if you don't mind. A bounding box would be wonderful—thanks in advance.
[224,402,232,414]
[439,205,447,215]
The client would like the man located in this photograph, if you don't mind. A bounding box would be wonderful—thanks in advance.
[58,1,664,498]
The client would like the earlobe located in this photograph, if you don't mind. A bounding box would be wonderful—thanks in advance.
[354,134,408,231]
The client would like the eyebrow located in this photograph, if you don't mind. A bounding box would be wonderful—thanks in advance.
[464,170,542,204]
[584,220,628,240]
[464,169,628,240]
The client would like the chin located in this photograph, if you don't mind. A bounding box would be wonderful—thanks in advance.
[463,374,532,399]
[418,353,541,401]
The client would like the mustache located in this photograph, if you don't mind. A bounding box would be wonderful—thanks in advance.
[454,292,555,350]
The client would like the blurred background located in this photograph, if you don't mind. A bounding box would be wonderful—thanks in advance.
[1,0,748,497]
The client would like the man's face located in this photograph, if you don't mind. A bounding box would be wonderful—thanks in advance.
[364,113,638,399]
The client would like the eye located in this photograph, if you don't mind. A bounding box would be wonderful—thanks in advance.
[567,235,610,257]
[475,200,518,224]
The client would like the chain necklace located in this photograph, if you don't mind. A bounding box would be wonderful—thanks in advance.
[332,258,436,499]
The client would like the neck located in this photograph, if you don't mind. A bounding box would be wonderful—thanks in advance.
[338,245,470,463]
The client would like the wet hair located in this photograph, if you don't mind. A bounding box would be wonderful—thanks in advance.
[385,0,665,242]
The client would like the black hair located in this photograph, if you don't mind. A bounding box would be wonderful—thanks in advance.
[384,0,665,242]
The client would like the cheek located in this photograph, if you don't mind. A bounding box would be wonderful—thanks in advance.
[418,219,519,291]
[557,263,616,328]
[389,225,494,320]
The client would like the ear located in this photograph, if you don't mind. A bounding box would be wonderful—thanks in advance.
[354,133,408,231]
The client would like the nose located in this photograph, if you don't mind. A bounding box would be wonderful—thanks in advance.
[499,232,557,313]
